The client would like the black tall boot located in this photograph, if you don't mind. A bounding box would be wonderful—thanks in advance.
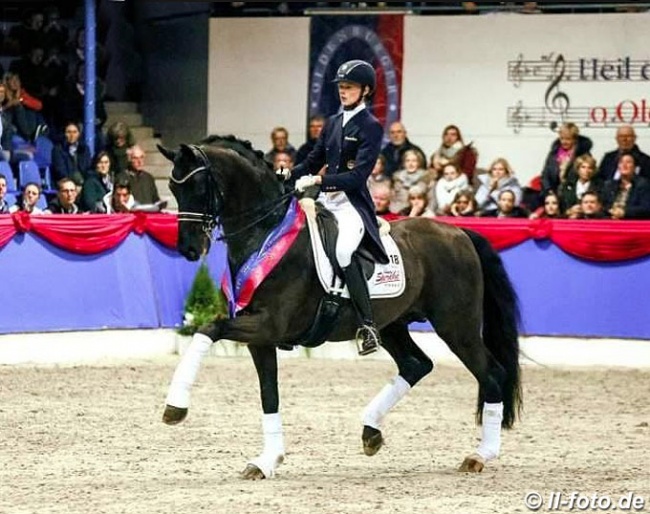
[342,255,381,356]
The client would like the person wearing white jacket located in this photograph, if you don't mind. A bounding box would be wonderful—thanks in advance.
[475,157,522,215]
[435,163,468,215]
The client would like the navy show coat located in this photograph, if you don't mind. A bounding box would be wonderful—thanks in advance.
[292,108,389,264]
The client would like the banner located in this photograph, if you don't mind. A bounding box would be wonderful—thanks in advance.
[308,15,404,139]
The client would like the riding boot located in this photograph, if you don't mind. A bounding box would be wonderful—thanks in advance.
[342,256,381,356]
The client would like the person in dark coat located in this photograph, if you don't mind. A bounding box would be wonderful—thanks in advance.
[380,121,426,179]
[541,122,593,194]
[597,125,650,181]
[81,151,115,212]
[50,121,92,186]
[290,59,387,356]
[601,151,650,220]
[294,115,325,166]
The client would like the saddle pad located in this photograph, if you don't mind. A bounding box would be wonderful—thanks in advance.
[305,205,406,299]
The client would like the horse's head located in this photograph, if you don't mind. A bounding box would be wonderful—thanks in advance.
[158,143,221,261]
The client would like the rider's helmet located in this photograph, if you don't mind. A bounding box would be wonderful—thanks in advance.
[332,60,376,95]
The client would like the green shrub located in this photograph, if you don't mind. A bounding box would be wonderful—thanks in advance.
[178,261,228,336]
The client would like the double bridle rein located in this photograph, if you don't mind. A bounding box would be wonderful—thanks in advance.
[169,144,294,242]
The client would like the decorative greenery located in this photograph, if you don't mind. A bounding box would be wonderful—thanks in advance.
[178,261,228,336]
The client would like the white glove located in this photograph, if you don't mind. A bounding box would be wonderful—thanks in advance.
[275,167,291,181]
[295,175,319,192]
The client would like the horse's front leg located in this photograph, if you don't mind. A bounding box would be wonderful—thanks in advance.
[241,344,285,480]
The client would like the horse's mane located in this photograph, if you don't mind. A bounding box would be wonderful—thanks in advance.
[201,134,273,173]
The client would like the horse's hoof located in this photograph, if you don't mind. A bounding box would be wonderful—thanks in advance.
[241,463,266,480]
[162,405,188,425]
[458,453,485,473]
[362,425,384,456]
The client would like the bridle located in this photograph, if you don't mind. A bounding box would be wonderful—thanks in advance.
[169,144,294,242]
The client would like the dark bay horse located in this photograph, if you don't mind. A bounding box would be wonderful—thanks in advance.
[158,135,522,479]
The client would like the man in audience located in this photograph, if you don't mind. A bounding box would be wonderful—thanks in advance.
[0,174,11,213]
[481,189,529,218]
[598,125,650,181]
[264,126,296,163]
[104,179,137,214]
[45,177,81,214]
[117,145,160,205]
[295,115,325,165]
[567,190,607,219]
[273,150,294,175]
[380,121,426,178]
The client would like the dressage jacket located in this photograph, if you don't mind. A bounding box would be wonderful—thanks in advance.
[292,109,389,264]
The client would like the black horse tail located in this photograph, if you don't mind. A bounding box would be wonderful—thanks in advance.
[461,228,523,429]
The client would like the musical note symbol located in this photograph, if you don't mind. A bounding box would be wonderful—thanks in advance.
[510,53,526,88]
[508,101,529,133]
[544,53,570,125]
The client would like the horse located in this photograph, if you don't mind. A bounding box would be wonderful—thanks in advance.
[157,135,522,480]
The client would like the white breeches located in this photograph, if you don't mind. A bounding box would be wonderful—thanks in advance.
[320,193,365,268]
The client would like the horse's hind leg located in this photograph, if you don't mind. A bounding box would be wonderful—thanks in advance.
[361,321,434,456]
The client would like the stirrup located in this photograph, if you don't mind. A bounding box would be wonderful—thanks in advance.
[356,325,381,356]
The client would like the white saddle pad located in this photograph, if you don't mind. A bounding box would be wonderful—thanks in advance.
[304,202,406,299]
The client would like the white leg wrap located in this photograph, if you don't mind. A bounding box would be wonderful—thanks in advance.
[247,413,285,479]
[165,333,212,408]
[362,375,411,430]
[476,402,503,461]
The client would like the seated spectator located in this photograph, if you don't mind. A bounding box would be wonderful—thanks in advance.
[42,7,69,52]
[541,122,592,194]
[9,45,48,101]
[449,189,478,217]
[598,125,650,181]
[371,182,400,221]
[380,121,426,179]
[530,190,564,219]
[273,151,294,174]
[295,115,325,165]
[391,149,430,213]
[105,121,136,175]
[116,145,160,205]
[104,179,137,214]
[3,72,44,142]
[264,126,296,163]
[434,163,468,215]
[475,157,522,215]
[429,124,477,182]
[567,191,607,220]
[9,182,44,214]
[481,190,529,218]
[399,184,435,218]
[367,154,391,195]
[0,174,11,213]
[601,152,650,220]
[51,121,92,186]
[560,154,602,214]
[0,82,13,161]
[45,178,82,214]
[7,9,45,55]
[82,151,115,212]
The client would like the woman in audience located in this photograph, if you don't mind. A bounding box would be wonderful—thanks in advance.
[51,121,92,186]
[530,190,564,219]
[475,157,522,215]
[481,189,529,218]
[367,154,391,195]
[561,154,602,217]
[429,124,477,182]
[105,121,135,175]
[434,163,468,215]
[81,151,115,212]
[9,182,43,214]
[601,151,650,219]
[398,184,435,218]
[541,122,592,194]
[391,148,430,213]
[2,72,43,143]
[449,189,478,217]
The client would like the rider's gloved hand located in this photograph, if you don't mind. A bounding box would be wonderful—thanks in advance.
[295,175,319,192]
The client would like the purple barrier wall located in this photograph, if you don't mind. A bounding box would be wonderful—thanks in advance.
[0,234,648,338]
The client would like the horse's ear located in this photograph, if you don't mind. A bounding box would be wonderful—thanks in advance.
[157,144,176,163]
[179,144,196,159]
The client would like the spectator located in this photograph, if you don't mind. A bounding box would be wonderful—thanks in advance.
[10,182,43,214]
[602,152,650,220]
[42,7,69,52]
[475,157,522,215]
[264,126,296,163]
[295,115,325,165]
[0,174,11,213]
[429,124,477,182]
[0,82,14,161]
[560,154,602,215]
[7,10,45,55]
[434,163,468,215]
[481,189,529,218]
[273,151,294,174]
[449,189,478,217]
[367,154,391,195]
[530,190,564,219]
[82,151,115,212]
[105,121,136,175]
[42,45,69,134]
[399,184,435,218]
[567,191,607,220]
[391,148,430,213]
[598,125,650,181]
[541,122,592,194]
[45,178,82,214]
[380,121,426,178]
[9,45,48,100]
[3,72,43,142]
[371,182,400,222]
[104,179,137,214]
[117,145,160,205]
[51,121,92,186]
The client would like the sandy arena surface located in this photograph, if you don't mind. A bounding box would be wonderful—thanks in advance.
[1,355,649,514]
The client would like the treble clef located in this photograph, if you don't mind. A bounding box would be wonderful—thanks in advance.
[544,53,570,121]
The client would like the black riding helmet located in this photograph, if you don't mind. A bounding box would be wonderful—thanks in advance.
[332,59,376,96]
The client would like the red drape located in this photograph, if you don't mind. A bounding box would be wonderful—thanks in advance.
[1,213,650,262]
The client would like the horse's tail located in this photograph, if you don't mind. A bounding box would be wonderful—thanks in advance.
[461,228,523,429]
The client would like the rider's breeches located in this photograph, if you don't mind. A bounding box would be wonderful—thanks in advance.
[320,194,364,268]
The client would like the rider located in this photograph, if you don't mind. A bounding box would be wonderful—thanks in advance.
[291,59,389,356]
